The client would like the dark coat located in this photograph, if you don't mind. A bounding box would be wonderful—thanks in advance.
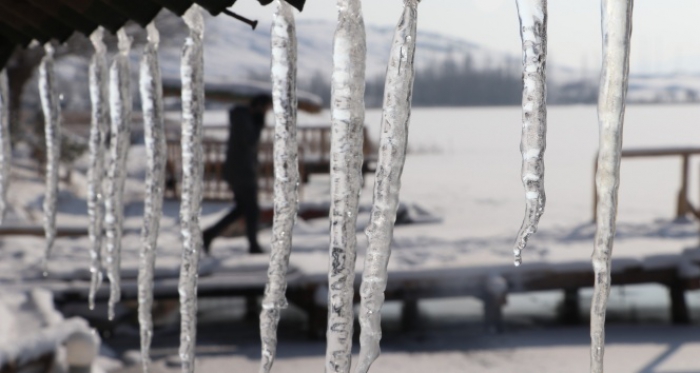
[223,106,265,189]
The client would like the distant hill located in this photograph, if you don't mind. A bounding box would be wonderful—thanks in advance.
[157,17,529,83]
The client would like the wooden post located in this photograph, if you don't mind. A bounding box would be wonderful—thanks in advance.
[669,282,690,324]
[401,299,419,331]
[560,288,581,325]
[677,154,690,218]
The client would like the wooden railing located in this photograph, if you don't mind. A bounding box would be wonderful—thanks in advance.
[592,147,700,221]
[165,125,377,201]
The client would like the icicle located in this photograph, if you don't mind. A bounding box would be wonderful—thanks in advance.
[325,0,366,372]
[87,27,109,310]
[178,5,204,373]
[513,0,548,267]
[0,69,9,225]
[259,1,299,372]
[591,1,633,372]
[104,29,133,320]
[356,1,420,372]
[138,22,166,373]
[39,44,61,275]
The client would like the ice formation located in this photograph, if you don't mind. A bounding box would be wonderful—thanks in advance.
[591,1,634,372]
[87,27,109,310]
[38,44,60,275]
[104,29,132,320]
[138,22,166,373]
[325,0,366,372]
[0,69,9,225]
[259,1,299,372]
[513,0,548,266]
[355,1,420,372]
[177,5,205,373]
[0,70,8,222]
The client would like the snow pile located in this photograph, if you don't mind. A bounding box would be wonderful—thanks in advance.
[0,289,97,368]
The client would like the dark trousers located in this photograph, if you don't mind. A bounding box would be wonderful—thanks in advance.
[203,182,260,253]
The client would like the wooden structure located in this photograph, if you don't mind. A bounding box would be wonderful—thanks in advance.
[8,244,700,337]
[593,147,700,221]
[165,125,378,201]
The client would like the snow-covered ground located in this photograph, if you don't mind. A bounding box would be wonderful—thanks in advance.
[4,105,700,372]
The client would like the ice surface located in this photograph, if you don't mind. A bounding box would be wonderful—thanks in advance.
[178,5,205,373]
[87,27,109,310]
[260,1,299,372]
[591,1,634,372]
[138,22,166,373]
[356,1,420,372]
[513,0,547,267]
[104,29,133,320]
[0,69,9,225]
[325,0,366,372]
[38,44,61,275]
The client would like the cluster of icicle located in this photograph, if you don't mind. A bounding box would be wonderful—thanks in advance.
[25,1,635,373]
[87,27,109,310]
[513,0,547,267]
[0,69,9,225]
[591,1,634,372]
[178,5,205,373]
[39,44,60,276]
[259,1,300,372]
[325,0,366,372]
[138,22,167,373]
[104,29,133,321]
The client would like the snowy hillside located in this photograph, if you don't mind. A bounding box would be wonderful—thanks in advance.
[158,17,522,83]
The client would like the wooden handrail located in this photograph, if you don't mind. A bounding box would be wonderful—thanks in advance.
[592,147,700,222]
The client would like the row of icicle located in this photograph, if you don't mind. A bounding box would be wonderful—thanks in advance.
[7,0,633,372]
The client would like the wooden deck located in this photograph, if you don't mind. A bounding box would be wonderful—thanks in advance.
[9,246,700,336]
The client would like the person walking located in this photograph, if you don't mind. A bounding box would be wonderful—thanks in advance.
[202,94,273,255]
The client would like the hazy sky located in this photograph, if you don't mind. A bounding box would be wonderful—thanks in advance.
[232,0,700,75]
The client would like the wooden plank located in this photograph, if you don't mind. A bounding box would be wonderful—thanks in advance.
[0,224,87,237]
[621,147,700,157]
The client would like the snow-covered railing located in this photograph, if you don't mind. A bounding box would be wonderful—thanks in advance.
[2,0,635,372]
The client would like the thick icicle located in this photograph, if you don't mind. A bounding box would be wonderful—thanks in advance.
[39,44,61,275]
[138,23,166,373]
[513,0,548,266]
[87,27,109,310]
[104,29,133,320]
[259,1,299,372]
[356,1,420,372]
[590,1,633,373]
[325,0,366,372]
[177,5,204,373]
[0,69,9,225]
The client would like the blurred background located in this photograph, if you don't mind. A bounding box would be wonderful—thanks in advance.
[4,1,700,372]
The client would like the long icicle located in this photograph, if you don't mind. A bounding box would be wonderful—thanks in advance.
[513,0,547,266]
[0,69,10,225]
[259,1,299,372]
[356,1,420,372]
[138,22,166,373]
[87,27,109,309]
[325,0,366,372]
[590,1,633,372]
[105,29,133,320]
[178,5,204,373]
[39,44,61,276]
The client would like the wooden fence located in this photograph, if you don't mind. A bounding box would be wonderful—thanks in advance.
[165,125,377,201]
